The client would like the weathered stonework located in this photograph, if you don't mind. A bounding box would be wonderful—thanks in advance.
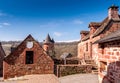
[43,34,55,58]
[3,35,54,79]
[78,5,120,83]
[0,43,6,76]
[98,40,120,83]
[78,6,120,60]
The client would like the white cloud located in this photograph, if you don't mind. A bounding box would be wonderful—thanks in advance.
[2,22,11,26]
[73,20,83,24]
[53,32,62,37]
[0,22,11,27]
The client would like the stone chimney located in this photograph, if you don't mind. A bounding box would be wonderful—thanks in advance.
[108,5,119,19]
[89,22,101,35]
[80,31,89,40]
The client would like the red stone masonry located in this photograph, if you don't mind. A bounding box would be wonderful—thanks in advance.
[3,35,54,79]
[78,5,120,61]
[0,42,6,76]
[78,5,120,83]
[98,40,120,83]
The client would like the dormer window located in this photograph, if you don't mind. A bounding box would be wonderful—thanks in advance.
[86,43,88,51]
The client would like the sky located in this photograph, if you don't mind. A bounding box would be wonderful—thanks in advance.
[0,0,120,42]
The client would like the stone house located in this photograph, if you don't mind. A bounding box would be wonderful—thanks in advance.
[78,5,120,83]
[3,35,54,79]
[78,5,120,62]
[0,42,6,76]
[95,29,120,83]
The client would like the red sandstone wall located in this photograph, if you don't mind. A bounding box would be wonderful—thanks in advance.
[78,22,120,61]
[98,40,120,83]
[3,41,54,79]
[78,35,100,60]
[78,40,90,59]
[99,41,120,63]
[91,36,100,63]
[0,45,5,76]
[43,43,54,52]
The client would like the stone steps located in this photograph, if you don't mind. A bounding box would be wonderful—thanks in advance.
[92,70,98,74]
[84,59,98,74]
[80,59,99,74]
[92,65,98,74]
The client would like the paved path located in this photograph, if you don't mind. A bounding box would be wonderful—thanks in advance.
[59,74,99,83]
[0,74,60,83]
[0,74,99,83]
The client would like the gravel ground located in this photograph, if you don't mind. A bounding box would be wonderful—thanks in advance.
[59,74,99,83]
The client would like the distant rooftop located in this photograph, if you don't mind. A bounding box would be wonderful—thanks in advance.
[43,34,55,43]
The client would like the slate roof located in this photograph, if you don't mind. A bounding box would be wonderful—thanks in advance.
[93,18,120,38]
[44,34,55,43]
[94,29,120,43]
[88,22,102,27]
[80,30,89,34]
[81,15,120,41]
[92,17,110,37]
[81,17,109,41]
[81,34,90,41]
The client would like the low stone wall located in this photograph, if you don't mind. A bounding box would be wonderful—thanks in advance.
[53,58,79,65]
[56,64,92,77]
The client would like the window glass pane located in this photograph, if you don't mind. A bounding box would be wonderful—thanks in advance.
[26,51,34,64]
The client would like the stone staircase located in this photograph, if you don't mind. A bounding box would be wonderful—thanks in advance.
[85,59,98,74]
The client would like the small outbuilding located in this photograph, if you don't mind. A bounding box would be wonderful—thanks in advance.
[3,35,54,79]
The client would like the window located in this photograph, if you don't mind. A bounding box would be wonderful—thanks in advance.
[90,42,92,57]
[26,51,34,64]
[86,43,88,51]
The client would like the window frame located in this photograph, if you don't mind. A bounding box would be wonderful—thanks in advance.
[25,51,34,64]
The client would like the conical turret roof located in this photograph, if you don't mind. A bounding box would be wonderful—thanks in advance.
[51,38,55,43]
[44,34,54,43]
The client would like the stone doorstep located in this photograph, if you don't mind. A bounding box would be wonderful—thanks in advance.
[4,76,28,82]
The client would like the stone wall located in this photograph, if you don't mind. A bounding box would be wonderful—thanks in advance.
[78,40,91,59]
[98,40,120,83]
[0,43,6,76]
[99,40,120,62]
[56,64,92,77]
[78,21,120,62]
[53,58,79,65]
[78,34,100,60]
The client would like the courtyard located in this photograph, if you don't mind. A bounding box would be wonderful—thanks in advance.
[0,74,98,83]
